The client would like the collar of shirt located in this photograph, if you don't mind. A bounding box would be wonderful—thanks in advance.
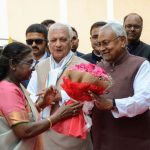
[50,51,74,69]
[92,50,102,62]
[33,51,48,66]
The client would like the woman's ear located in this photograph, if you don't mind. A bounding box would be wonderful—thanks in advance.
[9,59,16,71]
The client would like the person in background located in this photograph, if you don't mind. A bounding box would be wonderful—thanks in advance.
[123,13,150,61]
[22,23,50,87]
[27,23,92,150]
[82,21,106,64]
[0,42,82,150]
[26,23,50,62]
[41,19,56,30]
[41,19,56,55]
[90,22,150,150]
[71,26,84,57]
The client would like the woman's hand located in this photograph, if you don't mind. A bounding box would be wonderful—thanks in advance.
[36,87,61,110]
[13,101,83,139]
[43,86,61,106]
[51,101,83,123]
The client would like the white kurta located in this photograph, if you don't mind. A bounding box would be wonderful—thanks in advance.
[112,60,150,118]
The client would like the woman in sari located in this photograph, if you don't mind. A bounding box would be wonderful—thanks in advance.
[0,42,82,150]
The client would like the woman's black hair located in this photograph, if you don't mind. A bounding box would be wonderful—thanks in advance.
[0,42,32,81]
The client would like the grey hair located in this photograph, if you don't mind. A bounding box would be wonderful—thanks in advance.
[48,22,73,40]
[101,22,127,39]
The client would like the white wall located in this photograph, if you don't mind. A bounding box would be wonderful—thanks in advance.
[4,0,150,53]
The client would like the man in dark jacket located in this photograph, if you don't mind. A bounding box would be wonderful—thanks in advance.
[124,13,150,61]
[82,21,106,64]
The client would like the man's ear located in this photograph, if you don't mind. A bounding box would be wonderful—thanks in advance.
[120,36,127,48]
[9,59,16,71]
[90,36,92,41]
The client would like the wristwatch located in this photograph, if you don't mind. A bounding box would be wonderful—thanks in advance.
[112,98,116,109]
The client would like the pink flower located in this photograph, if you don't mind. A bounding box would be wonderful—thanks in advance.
[69,63,109,79]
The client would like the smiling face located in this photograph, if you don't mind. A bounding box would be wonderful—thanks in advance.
[48,28,72,63]
[98,27,126,63]
[13,52,33,82]
[90,27,101,55]
[124,14,143,43]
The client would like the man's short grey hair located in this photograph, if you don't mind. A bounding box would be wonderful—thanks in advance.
[48,22,73,40]
[101,22,127,39]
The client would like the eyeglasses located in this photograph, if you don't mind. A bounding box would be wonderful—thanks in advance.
[19,59,35,70]
[26,39,47,45]
[125,24,142,30]
[98,36,120,48]
[19,59,34,65]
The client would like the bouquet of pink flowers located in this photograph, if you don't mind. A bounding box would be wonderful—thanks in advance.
[52,63,112,139]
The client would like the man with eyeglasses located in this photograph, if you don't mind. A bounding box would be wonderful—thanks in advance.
[124,13,150,61]
[82,21,106,64]
[91,22,150,150]
[71,27,84,57]
[22,24,50,87]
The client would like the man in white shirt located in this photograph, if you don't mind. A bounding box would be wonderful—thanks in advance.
[26,23,50,64]
[27,23,92,150]
[91,22,150,150]
[22,24,49,87]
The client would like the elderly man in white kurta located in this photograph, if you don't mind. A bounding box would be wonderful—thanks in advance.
[27,23,92,150]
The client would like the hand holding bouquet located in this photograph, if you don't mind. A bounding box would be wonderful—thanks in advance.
[53,63,112,139]
[62,63,112,101]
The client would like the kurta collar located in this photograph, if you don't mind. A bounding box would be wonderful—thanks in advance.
[101,50,130,67]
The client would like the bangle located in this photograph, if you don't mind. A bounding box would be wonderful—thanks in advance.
[47,117,52,128]
[112,98,116,108]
